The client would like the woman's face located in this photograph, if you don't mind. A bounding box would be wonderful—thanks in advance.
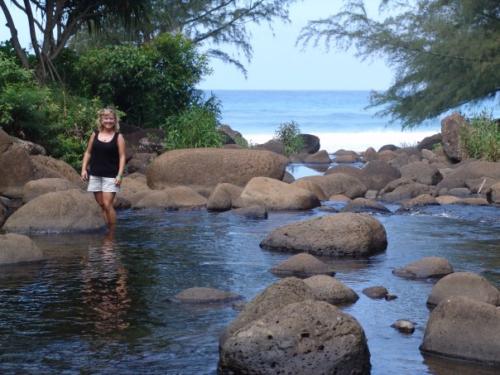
[101,112,116,130]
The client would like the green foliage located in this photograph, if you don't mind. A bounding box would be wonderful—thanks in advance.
[70,0,295,74]
[299,0,500,127]
[233,135,249,148]
[0,0,150,81]
[0,53,54,140]
[0,51,102,169]
[274,121,304,156]
[73,33,208,127]
[460,112,500,162]
[163,98,222,150]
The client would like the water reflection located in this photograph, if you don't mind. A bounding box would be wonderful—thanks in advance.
[80,230,131,333]
[0,205,499,374]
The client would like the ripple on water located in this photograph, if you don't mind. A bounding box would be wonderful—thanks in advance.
[0,204,499,374]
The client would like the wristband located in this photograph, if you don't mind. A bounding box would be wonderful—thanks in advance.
[116,174,123,180]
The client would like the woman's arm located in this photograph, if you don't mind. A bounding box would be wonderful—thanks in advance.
[81,132,96,181]
[115,134,126,186]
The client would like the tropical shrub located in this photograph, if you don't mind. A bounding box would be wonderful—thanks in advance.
[275,121,304,156]
[460,112,500,162]
[164,98,222,150]
[74,33,209,128]
[0,51,102,169]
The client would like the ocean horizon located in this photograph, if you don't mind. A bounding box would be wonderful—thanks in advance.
[206,89,442,152]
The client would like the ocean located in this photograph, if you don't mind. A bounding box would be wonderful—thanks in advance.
[208,90,441,152]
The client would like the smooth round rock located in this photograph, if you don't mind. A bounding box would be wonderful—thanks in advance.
[207,183,243,211]
[260,213,387,258]
[421,296,500,366]
[174,287,242,304]
[133,186,207,209]
[304,275,359,305]
[362,286,388,299]
[270,253,335,278]
[391,320,416,334]
[4,189,105,233]
[393,257,454,279]
[238,177,320,210]
[22,178,76,203]
[0,233,44,265]
[427,272,500,307]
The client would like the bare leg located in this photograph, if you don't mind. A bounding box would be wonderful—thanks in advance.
[93,192,108,226]
[102,192,117,229]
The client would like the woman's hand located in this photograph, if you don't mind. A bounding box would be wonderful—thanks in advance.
[115,175,123,186]
[81,170,88,181]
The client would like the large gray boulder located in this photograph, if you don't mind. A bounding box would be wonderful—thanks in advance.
[4,189,105,233]
[219,300,370,375]
[260,213,387,257]
[361,160,402,190]
[270,253,335,278]
[400,161,443,185]
[0,142,81,198]
[146,148,288,189]
[31,155,82,186]
[0,233,44,265]
[0,144,38,197]
[220,277,315,345]
[441,113,468,162]
[117,176,152,208]
[237,177,320,210]
[22,178,76,203]
[398,194,439,211]
[304,275,359,305]
[291,179,328,201]
[487,182,500,204]
[380,178,434,202]
[427,272,500,307]
[298,133,320,154]
[253,139,285,155]
[207,183,243,211]
[437,161,500,191]
[327,161,400,191]
[304,150,331,164]
[133,186,207,209]
[393,257,453,279]
[297,173,367,199]
[421,296,500,366]
[126,152,156,174]
[417,133,442,151]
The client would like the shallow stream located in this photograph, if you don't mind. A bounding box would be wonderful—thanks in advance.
[0,168,499,374]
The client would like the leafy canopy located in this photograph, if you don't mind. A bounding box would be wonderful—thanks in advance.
[70,0,296,75]
[299,0,500,127]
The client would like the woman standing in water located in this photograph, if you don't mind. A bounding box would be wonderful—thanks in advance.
[81,108,126,229]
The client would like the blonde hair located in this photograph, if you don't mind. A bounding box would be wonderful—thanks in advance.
[97,108,120,132]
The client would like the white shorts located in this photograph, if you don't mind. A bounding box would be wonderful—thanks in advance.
[87,175,121,193]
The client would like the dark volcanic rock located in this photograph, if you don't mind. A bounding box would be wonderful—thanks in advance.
[219,300,371,375]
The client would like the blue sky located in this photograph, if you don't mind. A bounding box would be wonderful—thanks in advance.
[0,0,394,90]
[198,0,394,90]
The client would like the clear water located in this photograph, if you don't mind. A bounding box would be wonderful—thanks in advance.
[0,202,499,374]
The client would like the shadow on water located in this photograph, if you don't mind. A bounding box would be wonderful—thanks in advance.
[0,203,499,374]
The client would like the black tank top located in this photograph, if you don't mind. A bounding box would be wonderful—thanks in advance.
[89,130,119,178]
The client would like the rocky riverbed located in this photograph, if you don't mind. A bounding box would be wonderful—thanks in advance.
[1,113,499,373]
